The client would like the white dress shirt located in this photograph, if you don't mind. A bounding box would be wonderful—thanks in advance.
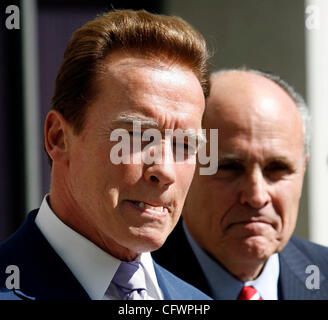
[35,195,164,300]
[183,222,280,300]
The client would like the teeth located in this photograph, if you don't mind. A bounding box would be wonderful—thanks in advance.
[136,201,164,212]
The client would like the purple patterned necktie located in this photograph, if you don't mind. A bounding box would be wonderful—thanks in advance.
[111,261,147,300]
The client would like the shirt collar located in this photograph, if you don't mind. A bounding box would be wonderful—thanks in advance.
[35,195,162,300]
[183,221,280,300]
[245,252,279,300]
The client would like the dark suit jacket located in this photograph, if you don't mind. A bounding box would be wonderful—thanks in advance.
[152,219,328,300]
[0,210,211,300]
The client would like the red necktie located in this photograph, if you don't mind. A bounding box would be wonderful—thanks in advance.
[237,286,263,300]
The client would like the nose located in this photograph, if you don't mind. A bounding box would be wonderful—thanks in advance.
[143,139,176,188]
[239,167,270,209]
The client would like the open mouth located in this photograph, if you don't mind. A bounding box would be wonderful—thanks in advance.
[130,200,169,214]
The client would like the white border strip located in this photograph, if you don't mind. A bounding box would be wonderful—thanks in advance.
[305,0,328,245]
[21,0,42,212]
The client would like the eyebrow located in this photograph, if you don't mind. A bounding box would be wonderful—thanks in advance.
[112,115,160,128]
[112,115,206,146]
[218,153,293,165]
[218,154,244,161]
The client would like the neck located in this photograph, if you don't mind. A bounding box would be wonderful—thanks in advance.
[218,257,266,282]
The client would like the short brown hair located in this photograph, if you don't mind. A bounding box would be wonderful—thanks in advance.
[51,9,210,135]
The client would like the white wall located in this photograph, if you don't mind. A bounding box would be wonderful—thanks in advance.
[305,0,328,246]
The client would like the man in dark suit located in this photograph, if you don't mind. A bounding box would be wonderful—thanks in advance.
[153,68,328,300]
[0,9,211,300]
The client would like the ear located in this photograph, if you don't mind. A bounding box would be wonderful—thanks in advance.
[44,110,72,165]
[303,153,310,174]
[305,153,310,166]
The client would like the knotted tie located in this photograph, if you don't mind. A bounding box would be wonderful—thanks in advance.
[111,261,147,300]
[237,286,263,300]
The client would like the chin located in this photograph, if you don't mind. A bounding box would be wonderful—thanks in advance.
[128,228,169,253]
[130,239,166,254]
[237,236,276,262]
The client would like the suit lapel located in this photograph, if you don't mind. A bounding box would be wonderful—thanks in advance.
[153,262,178,300]
[152,219,212,296]
[279,238,328,299]
[2,210,90,300]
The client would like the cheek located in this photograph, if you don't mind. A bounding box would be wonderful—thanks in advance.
[271,184,301,235]
[187,179,231,224]
[70,139,109,179]
[209,180,236,210]
[272,192,299,252]
[109,162,143,180]
[176,163,197,195]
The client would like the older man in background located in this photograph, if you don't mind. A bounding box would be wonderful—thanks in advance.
[153,69,328,300]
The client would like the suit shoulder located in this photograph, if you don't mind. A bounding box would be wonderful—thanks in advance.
[0,290,22,300]
[290,236,328,257]
[286,236,328,267]
[154,262,212,300]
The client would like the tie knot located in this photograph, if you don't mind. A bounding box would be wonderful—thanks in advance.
[112,262,147,296]
[237,286,263,300]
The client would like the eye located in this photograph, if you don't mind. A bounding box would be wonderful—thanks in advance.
[216,161,244,178]
[265,161,289,172]
[174,141,194,151]
[264,161,291,180]
[172,137,197,156]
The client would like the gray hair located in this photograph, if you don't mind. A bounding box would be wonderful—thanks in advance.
[211,68,311,156]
